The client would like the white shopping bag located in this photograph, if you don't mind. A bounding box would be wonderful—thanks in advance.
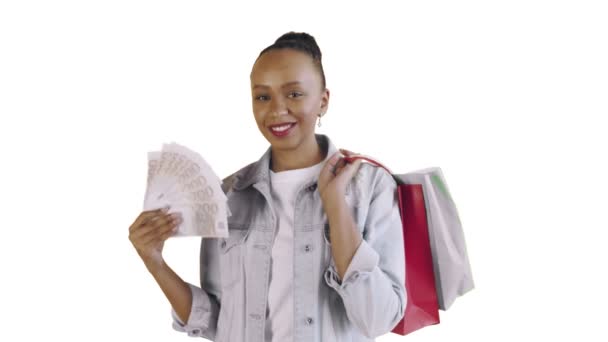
[399,167,474,310]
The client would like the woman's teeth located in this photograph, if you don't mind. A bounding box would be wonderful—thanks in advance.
[271,124,293,132]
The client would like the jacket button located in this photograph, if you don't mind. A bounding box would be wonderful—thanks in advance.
[306,317,314,325]
[304,244,312,252]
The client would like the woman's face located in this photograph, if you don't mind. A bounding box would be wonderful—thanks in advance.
[250,48,329,153]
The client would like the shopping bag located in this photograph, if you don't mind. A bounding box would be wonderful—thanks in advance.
[345,156,440,336]
[391,183,441,335]
[398,167,474,310]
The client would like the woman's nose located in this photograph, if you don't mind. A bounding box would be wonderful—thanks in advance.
[269,97,288,116]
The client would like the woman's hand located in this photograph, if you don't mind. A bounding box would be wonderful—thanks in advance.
[318,149,363,207]
[128,206,183,269]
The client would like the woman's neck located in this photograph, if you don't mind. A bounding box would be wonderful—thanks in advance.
[270,137,325,172]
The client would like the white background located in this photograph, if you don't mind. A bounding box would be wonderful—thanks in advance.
[1,1,607,341]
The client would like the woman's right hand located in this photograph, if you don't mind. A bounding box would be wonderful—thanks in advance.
[128,206,183,269]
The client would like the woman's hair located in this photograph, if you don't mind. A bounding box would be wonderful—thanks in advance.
[258,31,326,89]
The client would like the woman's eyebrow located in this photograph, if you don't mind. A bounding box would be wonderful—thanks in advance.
[252,81,302,89]
[281,81,302,88]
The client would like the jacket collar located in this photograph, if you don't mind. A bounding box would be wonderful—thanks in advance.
[232,134,339,191]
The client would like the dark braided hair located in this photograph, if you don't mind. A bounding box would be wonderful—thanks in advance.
[258,31,327,89]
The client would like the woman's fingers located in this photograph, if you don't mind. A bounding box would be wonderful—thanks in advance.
[135,213,181,241]
[131,213,169,238]
[145,214,181,241]
[318,151,344,187]
[319,149,363,181]
[339,148,357,157]
[129,206,169,233]
[323,152,343,172]
[332,157,348,175]
[144,220,180,247]
[140,225,176,246]
[331,149,361,177]
[338,157,362,180]
[160,225,179,241]
[130,212,181,248]
[128,208,182,267]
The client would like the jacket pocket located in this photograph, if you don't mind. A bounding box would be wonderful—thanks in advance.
[218,229,249,290]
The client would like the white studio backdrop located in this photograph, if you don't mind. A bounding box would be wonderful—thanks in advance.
[1,1,607,341]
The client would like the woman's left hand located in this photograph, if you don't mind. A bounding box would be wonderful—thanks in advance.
[318,149,363,206]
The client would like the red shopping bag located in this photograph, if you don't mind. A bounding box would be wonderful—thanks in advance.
[391,183,440,335]
[345,156,440,335]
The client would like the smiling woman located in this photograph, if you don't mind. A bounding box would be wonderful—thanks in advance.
[128,31,406,342]
[250,36,329,173]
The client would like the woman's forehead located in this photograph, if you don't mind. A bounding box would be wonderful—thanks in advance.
[250,49,319,86]
[251,70,318,89]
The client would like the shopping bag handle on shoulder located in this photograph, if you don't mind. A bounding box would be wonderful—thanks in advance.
[343,155,393,175]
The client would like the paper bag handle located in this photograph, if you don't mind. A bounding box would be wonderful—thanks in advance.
[343,155,393,174]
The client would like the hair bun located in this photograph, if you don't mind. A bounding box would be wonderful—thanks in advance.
[256,31,326,88]
[275,31,321,60]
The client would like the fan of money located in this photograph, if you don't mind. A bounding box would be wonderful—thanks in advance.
[143,142,229,238]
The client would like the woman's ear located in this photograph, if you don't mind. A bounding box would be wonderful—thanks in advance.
[320,88,330,115]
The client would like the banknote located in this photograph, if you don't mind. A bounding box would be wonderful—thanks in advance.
[143,142,229,238]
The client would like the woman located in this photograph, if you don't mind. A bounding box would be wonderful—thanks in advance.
[128,32,406,342]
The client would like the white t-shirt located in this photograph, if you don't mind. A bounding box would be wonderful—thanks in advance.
[265,160,325,342]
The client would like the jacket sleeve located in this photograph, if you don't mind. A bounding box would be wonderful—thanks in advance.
[171,238,222,339]
[324,167,407,338]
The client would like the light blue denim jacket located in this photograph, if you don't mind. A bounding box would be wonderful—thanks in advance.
[171,134,406,341]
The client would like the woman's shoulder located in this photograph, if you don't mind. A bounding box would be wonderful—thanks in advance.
[353,161,397,199]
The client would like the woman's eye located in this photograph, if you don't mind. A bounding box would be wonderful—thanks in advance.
[288,92,303,98]
[255,95,270,101]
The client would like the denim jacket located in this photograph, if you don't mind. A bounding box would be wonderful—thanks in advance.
[171,134,406,341]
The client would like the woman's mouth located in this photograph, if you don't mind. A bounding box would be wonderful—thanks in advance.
[268,122,296,137]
